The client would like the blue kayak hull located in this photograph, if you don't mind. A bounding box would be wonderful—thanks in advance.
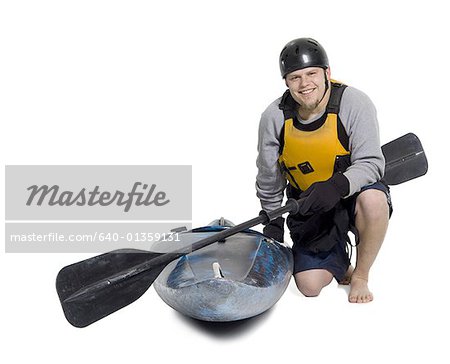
[153,223,293,322]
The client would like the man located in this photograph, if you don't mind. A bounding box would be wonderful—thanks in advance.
[256,38,392,303]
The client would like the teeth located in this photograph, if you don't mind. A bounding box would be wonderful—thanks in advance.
[300,89,314,95]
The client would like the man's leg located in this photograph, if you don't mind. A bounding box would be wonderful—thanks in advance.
[349,189,390,303]
[294,269,333,297]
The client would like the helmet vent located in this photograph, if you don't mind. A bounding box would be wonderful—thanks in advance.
[295,46,299,55]
[307,39,318,46]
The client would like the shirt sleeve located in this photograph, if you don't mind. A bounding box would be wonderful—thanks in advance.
[255,98,287,212]
[339,86,385,196]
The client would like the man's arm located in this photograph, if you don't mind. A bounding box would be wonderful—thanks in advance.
[339,86,385,196]
[256,98,287,212]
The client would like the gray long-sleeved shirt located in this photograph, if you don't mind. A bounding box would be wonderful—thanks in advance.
[256,85,385,212]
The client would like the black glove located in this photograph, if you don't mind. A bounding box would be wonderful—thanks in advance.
[298,173,349,215]
[263,216,285,242]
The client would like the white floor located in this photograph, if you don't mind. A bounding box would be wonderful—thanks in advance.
[1,211,447,364]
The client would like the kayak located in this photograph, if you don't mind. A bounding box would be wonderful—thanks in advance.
[152,218,293,322]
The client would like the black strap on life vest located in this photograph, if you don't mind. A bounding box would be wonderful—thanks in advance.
[278,89,297,120]
[326,82,347,114]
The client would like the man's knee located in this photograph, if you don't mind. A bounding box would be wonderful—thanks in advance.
[296,282,322,297]
[294,270,333,297]
[355,189,389,221]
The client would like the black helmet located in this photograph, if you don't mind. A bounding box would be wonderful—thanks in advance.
[279,38,329,78]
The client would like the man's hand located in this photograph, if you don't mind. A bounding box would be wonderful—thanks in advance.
[263,216,285,242]
[298,173,350,215]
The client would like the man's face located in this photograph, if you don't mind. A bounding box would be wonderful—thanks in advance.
[285,67,330,111]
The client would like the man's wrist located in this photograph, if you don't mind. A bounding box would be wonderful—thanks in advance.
[331,172,350,197]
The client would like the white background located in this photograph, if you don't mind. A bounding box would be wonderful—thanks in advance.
[1,1,448,363]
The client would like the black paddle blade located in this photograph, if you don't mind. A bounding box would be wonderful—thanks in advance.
[382,133,428,185]
[56,249,178,328]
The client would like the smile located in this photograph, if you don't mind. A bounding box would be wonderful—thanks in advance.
[299,88,315,95]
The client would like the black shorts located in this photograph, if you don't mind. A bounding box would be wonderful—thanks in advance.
[291,181,392,281]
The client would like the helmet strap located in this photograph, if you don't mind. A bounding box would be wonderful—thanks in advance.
[317,68,329,106]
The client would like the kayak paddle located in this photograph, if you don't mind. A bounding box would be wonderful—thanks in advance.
[56,132,427,327]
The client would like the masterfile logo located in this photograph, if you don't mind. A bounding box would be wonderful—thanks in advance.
[26,182,170,212]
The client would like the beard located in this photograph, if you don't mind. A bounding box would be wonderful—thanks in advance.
[299,98,322,111]
[290,88,324,113]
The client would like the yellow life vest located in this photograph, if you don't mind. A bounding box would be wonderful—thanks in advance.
[278,81,350,191]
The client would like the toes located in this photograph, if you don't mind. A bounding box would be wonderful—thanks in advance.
[348,292,373,303]
[363,292,373,303]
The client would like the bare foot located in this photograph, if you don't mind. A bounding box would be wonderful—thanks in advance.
[348,276,373,303]
[338,265,354,285]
